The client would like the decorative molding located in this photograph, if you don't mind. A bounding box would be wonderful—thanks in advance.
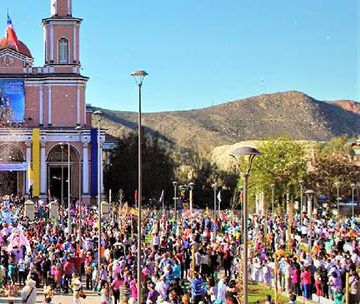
[1,55,14,67]
[25,79,88,87]
[0,49,33,63]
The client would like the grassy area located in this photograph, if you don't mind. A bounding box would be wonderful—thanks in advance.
[248,283,289,304]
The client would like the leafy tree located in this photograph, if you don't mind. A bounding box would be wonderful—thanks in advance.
[173,151,237,208]
[317,134,354,159]
[104,132,175,205]
[245,137,308,211]
[305,154,360,203]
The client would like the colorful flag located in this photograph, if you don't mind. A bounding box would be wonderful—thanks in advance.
[27,163,33,184]
[47,189,52,202]
[217,190,222,202]
[6,13,19,50]
[159,190,164,203]
[135,190,138,208]
[239,191,243,203]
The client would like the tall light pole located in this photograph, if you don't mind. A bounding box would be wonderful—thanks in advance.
[351,183,356,218]
[230,146,260,304]
[131,70,148,304]
[67,136,71,233]
[305,189,315,254]
[211,183,217,218]
[189,182,195,212]
[271,184,275,214]
[75,126,82,243]
[173,181,178,220]
[299,180,304,226]
[93,110,103,267]
[334,181,340,215]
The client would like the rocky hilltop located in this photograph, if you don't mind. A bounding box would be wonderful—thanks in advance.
[96,91,360,153]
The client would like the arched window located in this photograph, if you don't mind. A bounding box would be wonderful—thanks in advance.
[58,38,69,64]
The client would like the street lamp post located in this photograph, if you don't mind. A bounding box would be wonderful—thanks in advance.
[230,146,260,304]
[131,70,148,304]
[305,189,315,254]
[351,183,356,218]
[189,182,195,212]
[299,180,304,226]
[93,110,103,267]
[75,126,82,243]
[211,183,217,218]
[271,184,275,214]
[334,182,340,215]
[173,181,178,220]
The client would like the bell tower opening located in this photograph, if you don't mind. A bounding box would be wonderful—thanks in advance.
[44,0,81,67]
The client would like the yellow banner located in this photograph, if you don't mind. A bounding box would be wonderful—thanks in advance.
[32,129,40,197]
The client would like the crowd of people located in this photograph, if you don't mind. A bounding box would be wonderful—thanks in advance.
[0,194,359,304]
[249,214,360,304]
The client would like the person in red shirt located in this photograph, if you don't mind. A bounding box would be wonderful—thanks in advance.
[63,257,75,294]
[301,266,312,299]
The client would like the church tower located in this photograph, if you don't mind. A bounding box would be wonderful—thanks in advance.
[43,0,81,72]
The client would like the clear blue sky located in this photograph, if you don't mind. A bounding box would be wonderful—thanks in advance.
[5,0,359,112]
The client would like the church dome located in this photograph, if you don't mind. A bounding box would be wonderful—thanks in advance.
[0,37,32,58]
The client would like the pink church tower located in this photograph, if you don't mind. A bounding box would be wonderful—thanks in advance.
[43,0,81,72]
[0,0,105,203]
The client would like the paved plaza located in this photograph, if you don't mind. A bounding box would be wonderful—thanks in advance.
[0,289,101,304]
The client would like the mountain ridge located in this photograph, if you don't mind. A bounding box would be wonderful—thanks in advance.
[96,91,360,153]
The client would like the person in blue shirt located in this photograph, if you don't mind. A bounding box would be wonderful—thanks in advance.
[188,270,203,304]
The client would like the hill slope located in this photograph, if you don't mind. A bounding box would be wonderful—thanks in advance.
[97,91,360,153]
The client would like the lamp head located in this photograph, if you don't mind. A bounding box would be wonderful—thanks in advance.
[75,126,82,130]
[351,183,356,189]
[334,181,340,187]
[230,146,260,158]
[131,70,148,86]
[305,189,315,200]
[229,146,260,174]
[189,182,195,189]
[172,181,178,187]
[299,180,304,186]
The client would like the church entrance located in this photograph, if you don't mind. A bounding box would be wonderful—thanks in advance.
[47,143,80,205]
[48,166,69,204]
[0,171,18,196]
[0,144,25,196]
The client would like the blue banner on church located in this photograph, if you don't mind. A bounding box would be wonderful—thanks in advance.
[90,128,98,197]
[0,79,25,123]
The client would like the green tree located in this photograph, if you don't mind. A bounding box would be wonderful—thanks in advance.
[317,134,354,159]
[173,150,237,208]
[305,154,360,203]
[246,137,308,211]
[104,132,175,204]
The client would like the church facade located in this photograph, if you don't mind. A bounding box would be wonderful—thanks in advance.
[0,0,105,203]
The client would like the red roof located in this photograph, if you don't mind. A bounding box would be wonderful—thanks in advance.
[0,37,32,58]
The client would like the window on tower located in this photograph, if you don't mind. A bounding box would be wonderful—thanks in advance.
[58,38,69,64]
